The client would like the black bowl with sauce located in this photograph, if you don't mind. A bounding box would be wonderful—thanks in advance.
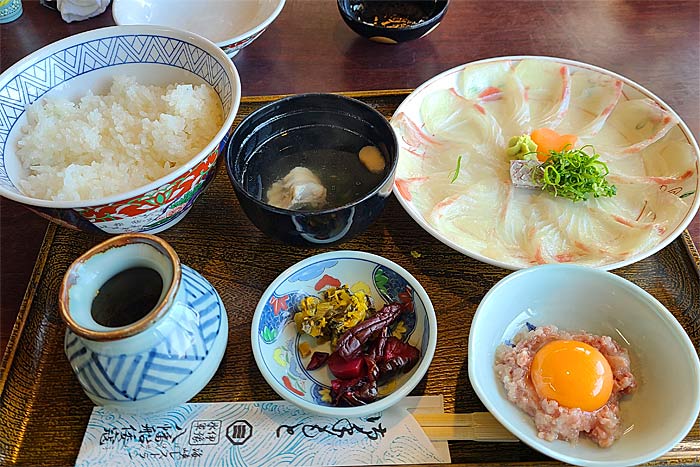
[337,0,449,44]
[225,93,398,246]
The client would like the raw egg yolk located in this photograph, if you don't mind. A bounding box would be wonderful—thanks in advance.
[530,340,613,412]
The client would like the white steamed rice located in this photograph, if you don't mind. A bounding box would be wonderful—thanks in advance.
[16,75,223,201]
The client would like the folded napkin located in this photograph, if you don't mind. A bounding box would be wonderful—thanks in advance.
[57,0,110,23]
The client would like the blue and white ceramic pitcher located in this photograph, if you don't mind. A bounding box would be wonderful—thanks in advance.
[59,234,228,413]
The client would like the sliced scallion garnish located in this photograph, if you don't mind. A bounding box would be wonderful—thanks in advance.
[536,146,616,202]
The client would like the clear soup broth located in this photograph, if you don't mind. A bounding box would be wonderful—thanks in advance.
[243,126,387,211]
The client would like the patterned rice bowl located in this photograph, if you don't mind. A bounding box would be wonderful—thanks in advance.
[251,251,437,417]
[0,25,241,234]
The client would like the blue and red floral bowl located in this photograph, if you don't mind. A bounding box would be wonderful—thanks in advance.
[0,25,240,234]
[251,251,437,416]
[113,0,286,58]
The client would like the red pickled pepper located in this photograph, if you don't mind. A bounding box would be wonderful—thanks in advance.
[304,302,421,406]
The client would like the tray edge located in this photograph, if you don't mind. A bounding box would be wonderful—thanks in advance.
[0,223,57,396]
[0,90,698,466]
[240,88,413,104]
[681,230,700,277]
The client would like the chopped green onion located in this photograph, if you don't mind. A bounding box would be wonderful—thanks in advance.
[449,155,463,183]
[535,145,616,202]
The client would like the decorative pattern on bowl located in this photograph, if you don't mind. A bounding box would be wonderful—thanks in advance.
[220,29,266,57]
[0,26,240,234]
[112,0,286,59]
[391,56,700,270]
[65,265,228,413]
[0,0,22,23]
[252,252,435,416]
[72,147,221,233]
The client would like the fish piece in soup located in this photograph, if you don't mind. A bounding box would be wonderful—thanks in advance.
[266,167,327,210]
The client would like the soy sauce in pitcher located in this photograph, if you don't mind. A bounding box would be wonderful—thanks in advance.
[91,267,163,327]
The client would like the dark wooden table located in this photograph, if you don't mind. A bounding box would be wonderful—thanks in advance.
[1,0,699,354]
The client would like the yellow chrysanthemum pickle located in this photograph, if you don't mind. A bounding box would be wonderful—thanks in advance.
[392,320,407,339]
[316,300,334,315]
[293,285,375,346]
[300,296,319,314]
[295,296,326,338]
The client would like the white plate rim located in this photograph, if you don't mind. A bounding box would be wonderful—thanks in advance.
[390,55,700,271]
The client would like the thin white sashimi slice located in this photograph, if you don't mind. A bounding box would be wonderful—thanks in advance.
[395,143,470,181]
[456,61,530,136]
[534,180,691,268]
[557,69,623,138]
[514,59,571,130]
[592,98,678,155]
[519,198,624,265]
[641,130,698,182]
[495,188,552,266]
[391,111,445,159]
[399,172,476,215]
[428,180,510,255]
[601,151,646,178]
[524,197,600,265]
[394,176,429,203]
[607,149,696,186]
[397,146,509,211]
[601,128,697,193]
[419,88,505,151]
[590,183,690,232]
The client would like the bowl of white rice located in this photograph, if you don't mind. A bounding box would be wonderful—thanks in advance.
[0,25,241,234]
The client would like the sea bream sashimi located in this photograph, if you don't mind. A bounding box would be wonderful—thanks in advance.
[640,129,698,184]
[455,60,530,137]
[526,195,659,265]
[390,57,699,269]
[589,183,690,230]
[591,98,678,155]
[419,88,505,151]
[514,59,571,130]
[391,111,446,159]
[428,180,510,254]
[556,68,623,138]
[589,126,697,193]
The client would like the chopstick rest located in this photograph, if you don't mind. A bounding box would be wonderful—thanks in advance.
[413,412,519,442]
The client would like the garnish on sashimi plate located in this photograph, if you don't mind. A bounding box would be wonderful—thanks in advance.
[507,128,617,202]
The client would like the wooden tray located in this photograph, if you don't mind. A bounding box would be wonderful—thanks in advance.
[1,92,699,466]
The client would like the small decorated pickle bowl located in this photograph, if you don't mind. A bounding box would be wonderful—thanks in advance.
[251,251,437,417]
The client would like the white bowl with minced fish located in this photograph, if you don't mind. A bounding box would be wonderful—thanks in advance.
[0,25,241,234]
[468,264,700,467]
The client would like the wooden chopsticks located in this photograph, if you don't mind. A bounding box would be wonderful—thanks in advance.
[414,412,699,461]
[414,412,519,442]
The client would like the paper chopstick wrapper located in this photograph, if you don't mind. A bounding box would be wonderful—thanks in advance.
[75,396,451,466]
